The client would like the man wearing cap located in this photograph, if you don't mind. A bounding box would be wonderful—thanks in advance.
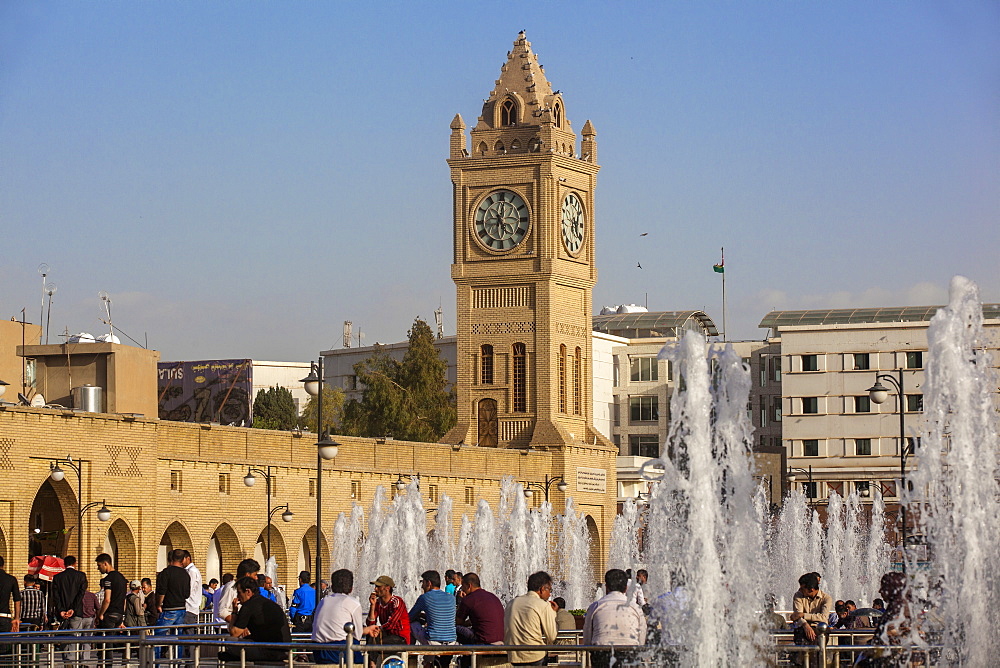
[289,570,316,633]
[365,574,410,664]
[124,581,145,628]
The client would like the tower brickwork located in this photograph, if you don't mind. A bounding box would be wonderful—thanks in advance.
[442,32,612,452]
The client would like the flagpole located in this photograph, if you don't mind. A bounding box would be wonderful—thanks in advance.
[721,247,726,342]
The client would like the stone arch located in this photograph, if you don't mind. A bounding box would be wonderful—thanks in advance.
[206,522,242,584]
[585,515,601,581]
[29,477,77,559]
[104,518,138,579]
[477,141,488,156]
[510,138,521,151]
[297,526,329,580]
[498,96,519,126]
[158,520,193,571]
[493,140,505,153]
[253,523,289,576]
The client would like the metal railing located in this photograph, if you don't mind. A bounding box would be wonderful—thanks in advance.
[0,623,946,668]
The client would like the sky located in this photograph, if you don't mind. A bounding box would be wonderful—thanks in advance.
[2,1,998,362]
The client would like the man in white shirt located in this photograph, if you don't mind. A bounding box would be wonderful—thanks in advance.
[626,569,647,608]
[311,569,365,665]
[583,569,646,668]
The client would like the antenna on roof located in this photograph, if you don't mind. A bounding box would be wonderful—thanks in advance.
[97,291,118,343]
[434,303,444,339]
[37,263,50,338]
[344,321,353,348]
[44,283,57,344]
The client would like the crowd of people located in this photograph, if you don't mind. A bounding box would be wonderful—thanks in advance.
[0,550,915,667]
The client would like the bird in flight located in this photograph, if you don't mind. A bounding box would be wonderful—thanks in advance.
[640,232,648,236]
[637,262,642,269]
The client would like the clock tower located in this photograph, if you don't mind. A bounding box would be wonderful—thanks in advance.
[442,32,612,452]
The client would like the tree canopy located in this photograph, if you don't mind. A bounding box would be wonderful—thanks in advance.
[252,385,298,430]
[299,385,345,435]
[340,317,456,441]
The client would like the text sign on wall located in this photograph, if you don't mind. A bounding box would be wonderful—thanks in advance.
[576,467,608,493]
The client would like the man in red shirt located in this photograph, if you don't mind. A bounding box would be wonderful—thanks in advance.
[364,575,409,666]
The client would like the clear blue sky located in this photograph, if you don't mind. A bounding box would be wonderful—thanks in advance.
[2,1,997,361]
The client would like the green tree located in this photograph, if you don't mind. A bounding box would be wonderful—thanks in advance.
[252,385,298,430]
[299,386,345,435]
[340,318,456,441]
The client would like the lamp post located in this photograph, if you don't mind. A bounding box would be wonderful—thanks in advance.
[265,504,294,560]
[394,474,420,492]
[867,370,911,572]
[245,466,293,561]
[522,476,568,503]
[50,456,111,557]
[302,359,340,608]
[786,466,814,506]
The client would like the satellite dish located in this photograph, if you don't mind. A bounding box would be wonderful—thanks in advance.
[30,394,45,407]
[68,332,96,344]
[96,333,121,344]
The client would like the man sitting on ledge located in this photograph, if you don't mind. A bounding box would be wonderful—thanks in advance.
[219,577,291,663]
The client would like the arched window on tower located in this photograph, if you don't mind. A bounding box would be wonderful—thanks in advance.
[494,140,505,154]
[510,138,521,151]
[478,141,488,156]
[500,98,518,126]
[559,345,568,413]
[481,344,494,384]
[574,347,583,415]
[513,343,527,412]
[553,103,562,127]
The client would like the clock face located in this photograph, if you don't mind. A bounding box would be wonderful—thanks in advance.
[474,189,530,252]
[561,193,585,254]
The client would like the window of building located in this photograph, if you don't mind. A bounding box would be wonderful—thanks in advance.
[759,408,767,427]
[553,103,562,127]
[667,360,673,381]
[906,437,920,455]
[309,479,316,498]
[612,434,620,450]
[854,396,871,413]
[628,434,659,458]
[613,400,620,427]
[772,399,782,422]
[772,357,781,381]
[170,470,182,492]
[428,484,439,504]
[629,396,659,422]
[351,481,361,500]
[853,353,870,370]
[803,439,819,457]
[218,473,230,495]
[630,357,658,382]
[855,480,870,497]
[855,438,872,456]
[802,397,819,414]
[558,345,567,413]
[906,394,923,412]
[500,98,517,126]
[480,345,494,384]
[573,347,582,415]
[906,351,923,369]
[465,486,475,505]
[759,366,766,387]
[801,354,819,372]
[494,140,505,153]
[347,375,358,391]
[512,343,527,412]
[803,481,818,499]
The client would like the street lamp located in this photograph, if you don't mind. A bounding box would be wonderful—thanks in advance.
[0,379,8,401]
[49,455,112,557]
[245,466,292,561]
[395,474,419,492]
[786,466,815,505]
[868,370,912,573]
[523,476,568,502]
[302,359,339,608]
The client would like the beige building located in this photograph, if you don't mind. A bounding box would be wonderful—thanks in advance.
[761,305,1000,525]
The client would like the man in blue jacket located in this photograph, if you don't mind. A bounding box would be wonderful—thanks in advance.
[288,571,315,633]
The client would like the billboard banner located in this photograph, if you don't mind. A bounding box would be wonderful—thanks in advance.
[158,359,253,426]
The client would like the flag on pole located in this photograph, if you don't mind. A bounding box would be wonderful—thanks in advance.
[713,248,725,273]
